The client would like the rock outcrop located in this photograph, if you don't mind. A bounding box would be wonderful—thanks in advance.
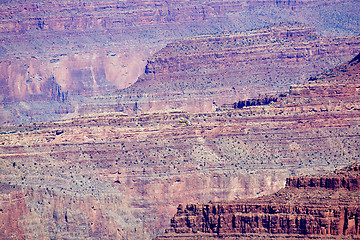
[156,163,360,239]
[1,1,360,238]
[2,0,360,125]
[118,24,360,114]
[1,53,360,239]
[154,53,360,239]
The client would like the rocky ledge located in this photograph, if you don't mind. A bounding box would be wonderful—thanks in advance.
[156,163,360,239]
[121,24,360,114]
[2,22,360,125]
[287,164,360,191]
[1,53,360,240]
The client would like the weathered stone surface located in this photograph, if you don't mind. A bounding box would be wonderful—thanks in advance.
[1,53,360,239]
[286,164,360,191]
[1,1,360,125]
[1,1,360,239]
[156,163,360,239]
[154,54,360,239]
[116,24,360,114]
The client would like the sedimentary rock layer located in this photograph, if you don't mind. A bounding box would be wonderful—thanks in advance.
[2,0,360,125]
[1,54,360,239]
[156,163,360,239]
[122,24,360,114]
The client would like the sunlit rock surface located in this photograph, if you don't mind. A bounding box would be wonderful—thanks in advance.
[156,163,360,239]
[1,53,360,239]
[120,24,360,113]
[1,0,360,125]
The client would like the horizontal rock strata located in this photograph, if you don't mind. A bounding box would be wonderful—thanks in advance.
[119,24,360,114]
[154,54,360,239]
[2,0,360,125]
[156,163,360,239]
[1,54,360,239]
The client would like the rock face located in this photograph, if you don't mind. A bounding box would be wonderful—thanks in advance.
[0,186,129,240]
[2,0,360,125]
[1,53,360,239]
[0,49,151,102]
[1,1,360,238]
[286,163,360,192]
[117,24,360,114]
[156,163,360,239]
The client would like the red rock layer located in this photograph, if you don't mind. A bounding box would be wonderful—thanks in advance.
[0,185,27,240]
[286,164,360,191]
[118,24,360,114]
[154,55,360,239]
[2,1,360,125]
[156,163,360,239]
[1,54,360,239]
[0,184,135,239]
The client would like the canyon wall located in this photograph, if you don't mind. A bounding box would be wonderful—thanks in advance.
[1,1,360,239]
[155,53,360,239]
[1,0,360,125]
[4,24,360,125]
[0,49,151,101]
[1,54,360,239]
[157,163,360,239]
[123,24,360,114]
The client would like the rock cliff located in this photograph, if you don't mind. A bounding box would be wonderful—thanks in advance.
[1,1,360,238]
[117,24,360,114]
[2,0,360,125]
[1,53,360,239]
[156,163,360,239]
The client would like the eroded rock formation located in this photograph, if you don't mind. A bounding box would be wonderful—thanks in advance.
[1,0,360,125]
[117,24,360,114]
[1,53,360,239]
[156,163,360,239]
[1,1,360,238]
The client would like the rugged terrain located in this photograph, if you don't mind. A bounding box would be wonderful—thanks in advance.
[1,53,360,239]
[1,0,360,125]
[119,24,360,113]
[1,1,360,239]
[156,163,360,239]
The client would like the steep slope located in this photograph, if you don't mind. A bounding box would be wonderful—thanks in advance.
[119,24,360,113]
[154,52,360,239]
[1,54,360,239]
[2,0,360,125]
[156,163,360,239]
